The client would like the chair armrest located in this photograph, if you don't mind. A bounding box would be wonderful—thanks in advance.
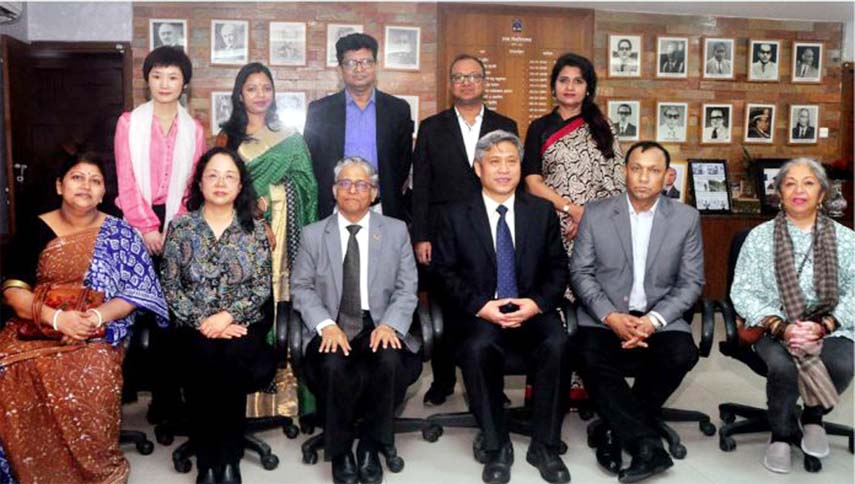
[288,306,304,378]
[561,298,578,337]
[416,297,434,362]
[717,299,739,354]
[274,301,290,367]
[699,299,716,358]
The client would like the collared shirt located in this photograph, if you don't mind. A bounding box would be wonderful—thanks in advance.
[482,192,516,248]
[626,195,667,328]
[316,211,371,334]
[344,89,378,170]
[455,104,484,166]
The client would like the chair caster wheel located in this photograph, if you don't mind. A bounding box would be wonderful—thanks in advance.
[804,455,822,473]
[299,415,316,435]
[173,458,192,473]
[136,439,154,455]
[302,450,318,465]
[720,411,735,424]
[284,424,300,439]
[422,424,443,442]
[261,454,279,470]
[669,443,687,459]
[155,427,174,446]
[557,441,568,455]
[386,455,405,473]
[579,409,594,421]
[719,436,736,452]
[700,421,716,436]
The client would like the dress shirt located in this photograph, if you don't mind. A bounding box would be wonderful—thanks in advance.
[626,195,667,328]
[482,192,516,248]
[344,89,378,170]
[455,104,484,166]
[316,211,371,334]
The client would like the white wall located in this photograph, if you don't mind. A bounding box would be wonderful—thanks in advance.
[26,1,131,42]
[844,20,854,62]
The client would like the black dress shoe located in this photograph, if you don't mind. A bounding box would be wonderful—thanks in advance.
[221,462,242,484]
[482,442,514,484]
[424,384,453,406]
[356,441,383,484]
[195,466,217,484]
[618,446,673,483]
[595,428,622,474]
[332,451,359,484]
[526,442,571,483]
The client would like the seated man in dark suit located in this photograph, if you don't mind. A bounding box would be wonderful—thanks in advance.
[570,141,704,483]
[433,130,571,484]
[291,157,420,484]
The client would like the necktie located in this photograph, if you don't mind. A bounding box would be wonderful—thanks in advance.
[712,128,718,139]
[338,224,362,340]
[800,128,806,138]
[801,65,807,77]
[495,205,518,299]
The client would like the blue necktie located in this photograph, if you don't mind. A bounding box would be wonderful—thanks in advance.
[495,205,518,298]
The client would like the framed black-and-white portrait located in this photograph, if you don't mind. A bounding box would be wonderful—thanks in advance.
[384,26,420,71]
[607,100,640,141]
[269,22,306,66]
[700,103,732,144]
[210,91,232,136]
[748,40,780,82]
[150,19,187,51]
[211,20,248,65]
[326,23,363,67]
[275,92,307,132]
[755,158,788,214]
[744,103,776,144]
[703,38,734,79]
[656,36,688,78]
[397,95,419,136]
[792,42,823,83]
[789,104,819,144]
[608,34,641,78]
[664,161,688,203]
[688,159,731,214]
[656,102,688,143]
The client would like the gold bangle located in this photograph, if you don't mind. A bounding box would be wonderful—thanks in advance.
[1,279,32,294]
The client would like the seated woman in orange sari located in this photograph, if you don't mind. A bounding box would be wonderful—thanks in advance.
[0,153,168,484]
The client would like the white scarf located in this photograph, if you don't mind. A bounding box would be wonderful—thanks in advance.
[128,100,196,231]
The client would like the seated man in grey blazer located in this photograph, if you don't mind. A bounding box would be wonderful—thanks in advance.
[570,141,704,483]
[291,156,420,484]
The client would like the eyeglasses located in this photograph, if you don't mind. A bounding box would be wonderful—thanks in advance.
[203,172,240,185]
[617,111,631,116]
[665,114,680,119]
[710,115,723,120]
[335,179,375,192]
[617,46,631,52]
[450,73,484,84]
[341,58,376,71]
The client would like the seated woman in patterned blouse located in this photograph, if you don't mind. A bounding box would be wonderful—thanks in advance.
[731,158,853,474]
[161,147,276,484]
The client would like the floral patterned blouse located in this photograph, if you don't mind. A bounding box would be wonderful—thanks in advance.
[161,209,272,328]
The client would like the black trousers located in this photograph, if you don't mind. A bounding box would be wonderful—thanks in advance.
[304,319,421,458]
[423,265,459,393]
[456,311,569,452]
[575,327,698,455]
[178,320,276,469]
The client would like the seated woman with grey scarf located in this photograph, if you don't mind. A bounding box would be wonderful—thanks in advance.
[731,157,853,473]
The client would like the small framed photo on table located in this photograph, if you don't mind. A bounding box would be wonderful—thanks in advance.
[688,159,731,214]
[755,158,788,214]
[608,34,642,77]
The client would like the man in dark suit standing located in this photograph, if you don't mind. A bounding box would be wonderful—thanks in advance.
[434,131,571,484]
[304,33,414,221]
[412,53,518,406]
[571,141,704,483]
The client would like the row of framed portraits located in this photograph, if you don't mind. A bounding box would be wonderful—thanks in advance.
[150,19,421,70]
[608,35,824,83]
[607,101,821,145]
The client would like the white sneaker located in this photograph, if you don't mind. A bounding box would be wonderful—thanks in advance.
[801,424,830,458]
[763,441,792,473]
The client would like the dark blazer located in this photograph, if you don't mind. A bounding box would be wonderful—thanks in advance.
[304,89,414,221]
[433,192,568,319]
[617,123,637,137]
[411,106,518,243]
[792,125,815,139]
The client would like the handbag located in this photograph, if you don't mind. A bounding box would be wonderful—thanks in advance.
[16,285,106,340]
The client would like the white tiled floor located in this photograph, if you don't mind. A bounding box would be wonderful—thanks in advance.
[124,319,854,483]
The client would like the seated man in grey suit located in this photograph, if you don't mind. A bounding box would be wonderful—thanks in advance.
[570,141,704,483]
[292,156,420,484]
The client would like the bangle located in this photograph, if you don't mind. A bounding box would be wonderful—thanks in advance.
[88,308,104,328]
[1,279,32,294]
[52,309,63,331]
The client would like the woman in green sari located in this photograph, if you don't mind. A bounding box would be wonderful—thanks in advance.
[218,62,318,419]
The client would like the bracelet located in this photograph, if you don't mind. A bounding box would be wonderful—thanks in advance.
[52,309,63,331]
[87,308,104,328]
[1,279,32,294]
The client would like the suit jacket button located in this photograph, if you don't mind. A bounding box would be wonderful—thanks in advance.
[623,296,629,302]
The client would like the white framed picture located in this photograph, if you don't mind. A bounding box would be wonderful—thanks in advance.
[211,20,248,65]
[703,38,734,79]
[665,161,688,203]
[788,104,819,144]
[275,92,307,133]
[269,22,306,66]
[397,94,419,136]
[700,104,733,144]
[748,40,780,82]
[326,23,364,67]
[607,100,640,141]
[150,19,187,51]
[608,34,641,78]
[792,42,823,83]
[744,103,776,144]
[210,91,233,136]
[384,26,421,71]
[656,102,688,143]
[657,37,688,78]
